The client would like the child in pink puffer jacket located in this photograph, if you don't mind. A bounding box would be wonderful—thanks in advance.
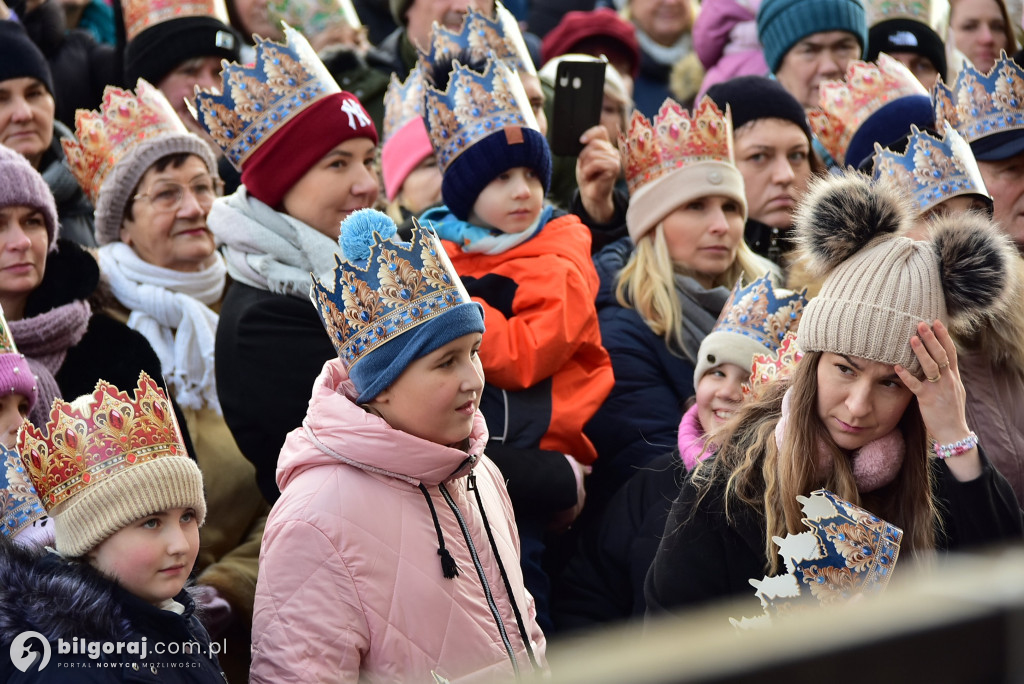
[250,210,546,684]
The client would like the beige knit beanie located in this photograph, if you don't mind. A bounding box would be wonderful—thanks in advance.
[794,171,1017,375]
[18,372,206,558]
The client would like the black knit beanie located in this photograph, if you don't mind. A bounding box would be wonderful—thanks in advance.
[441,127,553,221]
[867,19,947,82]
[124,17,241,85]
[705,75,811,140]
[0,21,55,96]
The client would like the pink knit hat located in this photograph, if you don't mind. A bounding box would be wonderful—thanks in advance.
[381,118,434,202]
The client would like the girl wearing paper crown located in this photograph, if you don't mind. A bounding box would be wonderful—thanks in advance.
[63,79,268,679]
[646,170,1024,614]
[251,209,546,683]
[193,24,378,505]
[552,277,806,631]
[585,97,777,512]
[0,373,226,682]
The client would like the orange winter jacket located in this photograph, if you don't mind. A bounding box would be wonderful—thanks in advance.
[442,212,614,464]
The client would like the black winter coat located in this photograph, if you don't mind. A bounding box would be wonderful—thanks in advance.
[0,541,225,683]
[215,281,336,503]
[645,449,1024,617]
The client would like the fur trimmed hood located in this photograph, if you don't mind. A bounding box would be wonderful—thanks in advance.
[0,539,200,645]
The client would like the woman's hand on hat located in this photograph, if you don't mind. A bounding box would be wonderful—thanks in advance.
[894,320,982,481]
[576,125,621,224]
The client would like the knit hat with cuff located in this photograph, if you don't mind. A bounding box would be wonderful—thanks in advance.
[0,21,55,96]
[0,145,58,250]
[19,373,206,558]
[793,170,1017,375]
[757,0,867,73]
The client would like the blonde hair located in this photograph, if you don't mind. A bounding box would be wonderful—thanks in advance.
[614,223,774,358]
[691,351,939,574]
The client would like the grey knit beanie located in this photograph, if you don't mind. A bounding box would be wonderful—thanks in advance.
[794,171,1017,375]
[93,134,217,246]
[0,145,58,250]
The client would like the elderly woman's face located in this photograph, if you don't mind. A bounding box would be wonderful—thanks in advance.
[0,204,48,304]
[119,155,218,272]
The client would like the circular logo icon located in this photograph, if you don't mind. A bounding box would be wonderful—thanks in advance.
[707,170,723,185]
[10,631,50,673]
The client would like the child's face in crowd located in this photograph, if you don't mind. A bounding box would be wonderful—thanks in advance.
[282,137,379,239]
[695,363,746,432]
[398,154,443,216]
[0,392,28,448]
[88,507,200,606]
[660,194,743,288]
[369,332,484,446]
[816,352,913,453]
[469,167,543,234]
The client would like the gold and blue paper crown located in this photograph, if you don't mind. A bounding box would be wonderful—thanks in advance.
[423,58,535,173]
[0,445,47,540]
[733,490,903,627]
[193,24,341,169]
[872,123,990,214]
[419,2,532,76]
[311,210,474,367]
[383,65,427,143]
[933,52,1024,143]
[713,275,807,351]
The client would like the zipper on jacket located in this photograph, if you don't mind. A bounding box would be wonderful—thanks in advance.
[438,482,520,677]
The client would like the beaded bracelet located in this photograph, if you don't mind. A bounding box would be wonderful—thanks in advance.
[933,432,979,459]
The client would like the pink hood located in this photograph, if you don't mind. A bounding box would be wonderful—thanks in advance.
[277,358,490,492]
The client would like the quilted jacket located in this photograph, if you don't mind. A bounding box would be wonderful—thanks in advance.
[250,359,547,683]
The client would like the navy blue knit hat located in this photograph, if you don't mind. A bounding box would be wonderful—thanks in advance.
[757,0,868,73]
[311,209,485,403]
[0,21,55,97]
[441,127,553,221]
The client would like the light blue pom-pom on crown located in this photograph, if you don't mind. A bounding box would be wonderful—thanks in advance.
[340,209,399,263]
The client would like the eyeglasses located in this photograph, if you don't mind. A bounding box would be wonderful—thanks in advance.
[132,177,224,213]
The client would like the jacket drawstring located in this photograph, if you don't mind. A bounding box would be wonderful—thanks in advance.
[469,473,540,672]
[418,483,460,579]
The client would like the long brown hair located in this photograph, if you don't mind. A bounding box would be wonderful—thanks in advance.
[691,351,939,573]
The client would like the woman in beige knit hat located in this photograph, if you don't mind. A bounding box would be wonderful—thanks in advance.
[646,170,1024,614]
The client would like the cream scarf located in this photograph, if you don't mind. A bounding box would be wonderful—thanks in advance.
[98,242,226,413]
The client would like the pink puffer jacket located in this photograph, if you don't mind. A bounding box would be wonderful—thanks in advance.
[250,359,547,683]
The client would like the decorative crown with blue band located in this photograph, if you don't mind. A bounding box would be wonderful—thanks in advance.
[933,51,1024,144]
[424,57,537,173]
[419,2,533,76]
[872,123,991,214]
[192,24,340,169]
[732,490,903,627]
[0,445,48,540]
[383,66,428,144]
[714,275,807,349]
[311,210,484,403]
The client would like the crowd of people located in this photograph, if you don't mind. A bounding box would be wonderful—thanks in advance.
[0,0,1023,681]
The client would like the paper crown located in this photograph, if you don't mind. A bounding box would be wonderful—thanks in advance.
[714,275,807,351]
[933,52,1024,144]
[419,2,533,76]
[193,24,341,170]
[311,211,475,368]
[865,0,931,25]
[872,123,991,214]
[734,490,903,626]
[383,66,427,144]
[423,58,536,173]
[123,0,230,41]
[267,0,362,40]
[744,331,804,398]
[0,446,47,539]
[621,98,734,197]
[61,79,190,206]
[18,373,186,513]
[809,53,930,164]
